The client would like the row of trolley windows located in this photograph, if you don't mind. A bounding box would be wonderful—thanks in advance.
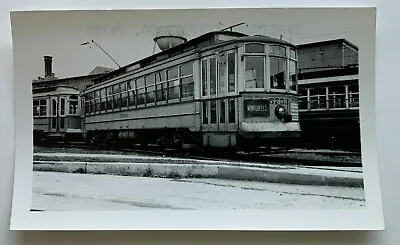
[33,99,47,116]
[84,61,194,115]
[243,44,297,91]
[201,52,236,97]
[202,99,236,124]
[33,96,79,117]
[298,84,360,110]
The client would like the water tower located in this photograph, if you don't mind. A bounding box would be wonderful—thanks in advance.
[153,25,187,53]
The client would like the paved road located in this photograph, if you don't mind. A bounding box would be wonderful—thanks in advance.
[32,172,365,211]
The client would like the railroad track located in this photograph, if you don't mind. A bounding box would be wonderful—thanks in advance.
[34,142,362,167]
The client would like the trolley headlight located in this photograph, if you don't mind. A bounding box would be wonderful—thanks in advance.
[275,106,286,119]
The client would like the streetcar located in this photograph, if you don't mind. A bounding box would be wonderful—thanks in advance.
[297,65,361,150]
[80,30,302,151]
[33,85,82,144]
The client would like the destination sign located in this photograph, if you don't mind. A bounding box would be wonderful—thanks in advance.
[245,100,270,117]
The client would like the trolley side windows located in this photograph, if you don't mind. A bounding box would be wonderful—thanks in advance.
[210,57,217,96]
[328,85,346,109]
[228,99,236,123]
[167,67,179,100]
[95,90,101,113]
[155,71,167,102]
[113,84,121,110]
[348,84,359,108]
[270,45,287,90]
[219,53,227,95]
[298,87,308,110]
[201,60,208,96]
[202,101,208,124]
[145,75,156,104]
[210,100,217,124]
[33,100,39,116]
[69,95,79,115]
[270,57,287,90]
[33,99,47,117]
[309,87,327,110]
[100,89,106,112]
[289,59,297,92]
[106,87,113,111]
[220,99,226,123]
[136,77,146,106]
[245,43,265,53]
[180,61,194,98]
[127,80,136,107]
[245,56,265,89]
[120,82,128,108]
[84,94,90,115]
[227,52,236,93]
[89,92,95,114]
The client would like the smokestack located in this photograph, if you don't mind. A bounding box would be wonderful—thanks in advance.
[44,56,53,77]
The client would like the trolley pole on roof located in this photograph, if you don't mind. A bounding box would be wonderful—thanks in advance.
[81,40,121,69]
[219,22,246,32]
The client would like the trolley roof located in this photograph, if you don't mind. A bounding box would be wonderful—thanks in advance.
[91,31,298,85]
[33,85,80,97]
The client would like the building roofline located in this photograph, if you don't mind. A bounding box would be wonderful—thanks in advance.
[32,73,103,84]
[296,38,358,51]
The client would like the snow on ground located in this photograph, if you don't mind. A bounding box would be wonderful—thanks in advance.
[32,172,365,211]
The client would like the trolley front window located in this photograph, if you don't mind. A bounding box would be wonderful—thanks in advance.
[245,56,265,89]
[270,57,286,90]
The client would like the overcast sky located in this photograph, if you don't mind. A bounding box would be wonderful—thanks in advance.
[10,8,374,83]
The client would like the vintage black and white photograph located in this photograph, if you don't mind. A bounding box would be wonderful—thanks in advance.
[10,7,383,230]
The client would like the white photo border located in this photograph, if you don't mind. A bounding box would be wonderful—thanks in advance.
[9,6,384,231]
